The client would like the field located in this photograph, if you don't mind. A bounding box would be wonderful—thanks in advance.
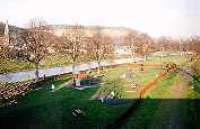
[0,55,70,73]
[0,64,162,129]
[1,55,200,129]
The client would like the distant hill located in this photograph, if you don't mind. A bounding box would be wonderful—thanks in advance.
[0,23,145,45]
[49,24,138,36]
[0,22,141,38]
[48,24,142,45]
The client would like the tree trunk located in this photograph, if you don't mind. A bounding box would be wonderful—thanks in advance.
[72,63,76,74]
[145,55,148,61]
[97,61,101,74]
[131,50,134,60]
[72,63,76,87]
[35,63,39,81]
[88,62,92,72]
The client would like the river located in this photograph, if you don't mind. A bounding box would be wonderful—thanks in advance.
[0,58,141,83]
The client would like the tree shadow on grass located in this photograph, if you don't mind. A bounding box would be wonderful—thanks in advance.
[1,98,200,129]
[192,74,200,93]
[106,98,200,129]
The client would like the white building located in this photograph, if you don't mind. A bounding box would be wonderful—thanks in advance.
[0,20,9,46]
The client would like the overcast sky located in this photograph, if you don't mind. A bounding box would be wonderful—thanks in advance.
[0,0,200,37]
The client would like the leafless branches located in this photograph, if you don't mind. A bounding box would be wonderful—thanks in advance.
[86,27,113,72]
[60,24,84,73]
[20,19,51,81]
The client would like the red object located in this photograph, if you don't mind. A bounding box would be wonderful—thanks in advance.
[74,72,88,80]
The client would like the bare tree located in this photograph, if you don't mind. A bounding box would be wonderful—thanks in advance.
[87,27,113,73]
[59,24,84,85]
[0,45,9,60]
[20,19,51,81]
[124,31,138,59]
[134,33,153,60]
[156,36,174,52]
[188,36,200,54]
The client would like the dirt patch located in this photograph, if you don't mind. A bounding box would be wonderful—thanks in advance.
[139,71,167,98]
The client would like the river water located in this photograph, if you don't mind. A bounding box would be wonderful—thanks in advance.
[0,58,138,83]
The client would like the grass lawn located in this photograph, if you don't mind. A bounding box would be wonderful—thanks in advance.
[121,72,179,129]
[0,59,34,73]
[0,65,163,129]
[40,55,71,68]
[0,55,71,73]
[96,65,162,99]
[0,78,131,129]
[122,69,200,129]
[146,55,190,65]
[0,55,196,129]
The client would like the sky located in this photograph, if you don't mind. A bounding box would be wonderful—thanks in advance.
[0,0,200,37]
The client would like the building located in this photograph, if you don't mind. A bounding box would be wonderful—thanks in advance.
[0,20,10,46]
[114,45,131,56]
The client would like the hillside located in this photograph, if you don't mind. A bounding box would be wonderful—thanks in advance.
[49,24,139,38]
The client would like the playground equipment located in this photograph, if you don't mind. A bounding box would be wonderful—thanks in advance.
[72,71,103,88]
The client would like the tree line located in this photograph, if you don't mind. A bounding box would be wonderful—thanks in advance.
[0,19,200,81]
[0,19,114,81]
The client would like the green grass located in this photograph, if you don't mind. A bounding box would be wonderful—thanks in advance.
[148,73,177,98]
[96,65,162,99]
[0,78,131,129]
[146,55,189,65]
[0,65,163,129]
[0,59,35,73]
[184,73,200,129]
[121,73,179,129]
[0,55,71,73]
[134,68,161,85]
[122,68,200,129]
[40,55,71,68]
[1,58,196,129]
